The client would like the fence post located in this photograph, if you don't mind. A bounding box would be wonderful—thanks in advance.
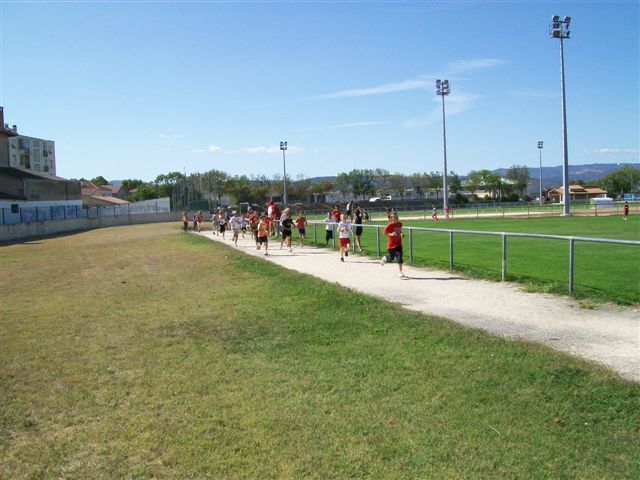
[313,222,317,245]
[449,231,454,271]
[595,204,598,217]
[569,238,575,295]
[376,226,381,257]
[409,228,413,263]
[501,234,507,281]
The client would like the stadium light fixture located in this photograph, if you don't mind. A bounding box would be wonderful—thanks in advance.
[538,141,544,205]
[280,141,288,206]
[549,14,572,215]
[436,79,450,213]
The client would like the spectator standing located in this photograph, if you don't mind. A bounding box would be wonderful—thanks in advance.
[324,211,334,245]
[623,201,629,220]
[354,207,363,252]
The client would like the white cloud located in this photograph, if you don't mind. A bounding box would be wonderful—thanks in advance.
[191,148,205,153]
[297,121,385,132]
[583,148,639,155]
[208,145,222,152]
[310,58,505,101]
[312,78,431,100]
[446,58,506,73]
[404,92,481,128]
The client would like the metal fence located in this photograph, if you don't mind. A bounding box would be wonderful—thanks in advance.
[306,221,639,295]
[299,201,638,220]
[0,201,169,225]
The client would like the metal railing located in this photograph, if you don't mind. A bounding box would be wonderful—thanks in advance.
[307,221,639,295]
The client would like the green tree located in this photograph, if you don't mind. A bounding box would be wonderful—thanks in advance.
[290,175,312,203]
[597,166,640,197]
[129,183,159,201]
[448,171,462,195]
[430,171,443,201]
[202,169,229,203]
[506,164,530,199]
[410,172,432,197]
[373,168,391,197]
[388,173,407,199]
[335,173,351,200]
[348,169,376,200]
[90,176,108,185]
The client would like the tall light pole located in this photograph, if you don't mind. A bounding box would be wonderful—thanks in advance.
[550,15,571,215]
[538,141,544,205]
[280,141,288,206]
[436,79,450,213]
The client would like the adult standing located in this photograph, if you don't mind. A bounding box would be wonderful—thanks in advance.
[354,207,363,252]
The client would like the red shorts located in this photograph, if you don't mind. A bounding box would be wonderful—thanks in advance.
[339,238,350,248]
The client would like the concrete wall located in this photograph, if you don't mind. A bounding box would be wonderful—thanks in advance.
[0,211,181,243]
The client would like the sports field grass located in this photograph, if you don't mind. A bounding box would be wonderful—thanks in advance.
[1,223,639,478]
[303,216,640,304]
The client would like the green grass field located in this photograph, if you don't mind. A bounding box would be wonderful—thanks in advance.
[1,223,639,478]
[302,216,640,304]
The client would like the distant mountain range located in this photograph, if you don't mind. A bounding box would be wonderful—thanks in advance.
[309,163,638,190]
[492,163,638,191]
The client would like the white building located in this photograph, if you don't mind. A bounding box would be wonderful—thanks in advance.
[9,134,56,176]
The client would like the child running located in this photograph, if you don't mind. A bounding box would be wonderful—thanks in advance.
[218,213,227,239]
[280,208,294,252]
[257,214,269,255]
[431,204,439,220]
[230,211,242,247]
[295,210,307,247]
[380,212,406,278]
[181,211,189,232]
[337,213,352,262]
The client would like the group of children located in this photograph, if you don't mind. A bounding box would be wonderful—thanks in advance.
[183,202,406,278]
[248,207,308,255]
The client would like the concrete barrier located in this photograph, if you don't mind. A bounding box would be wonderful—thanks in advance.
[0,212,181,243]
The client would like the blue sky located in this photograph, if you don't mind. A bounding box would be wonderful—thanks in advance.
[1,1,638,182]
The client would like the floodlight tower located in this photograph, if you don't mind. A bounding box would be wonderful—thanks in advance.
[550,15,571,215]
[436,79,450,213]
[280,141,288,206]
[538,141,544,205]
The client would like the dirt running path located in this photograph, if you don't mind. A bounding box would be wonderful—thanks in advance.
[197,231,639,382]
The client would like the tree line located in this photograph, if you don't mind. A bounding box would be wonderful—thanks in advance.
[81,164,638,207]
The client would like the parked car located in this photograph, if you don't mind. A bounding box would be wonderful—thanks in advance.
[369,197,381,202]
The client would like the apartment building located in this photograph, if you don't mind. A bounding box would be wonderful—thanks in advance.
[9,134,56,176]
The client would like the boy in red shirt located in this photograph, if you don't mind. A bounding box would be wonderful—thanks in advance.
[332,204,341,223]
[380,212,406,278]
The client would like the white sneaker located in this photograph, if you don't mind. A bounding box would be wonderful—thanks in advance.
[380,257,387,266]
[399,272,407,279]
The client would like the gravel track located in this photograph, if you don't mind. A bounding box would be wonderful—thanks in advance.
[197,230,639,382]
